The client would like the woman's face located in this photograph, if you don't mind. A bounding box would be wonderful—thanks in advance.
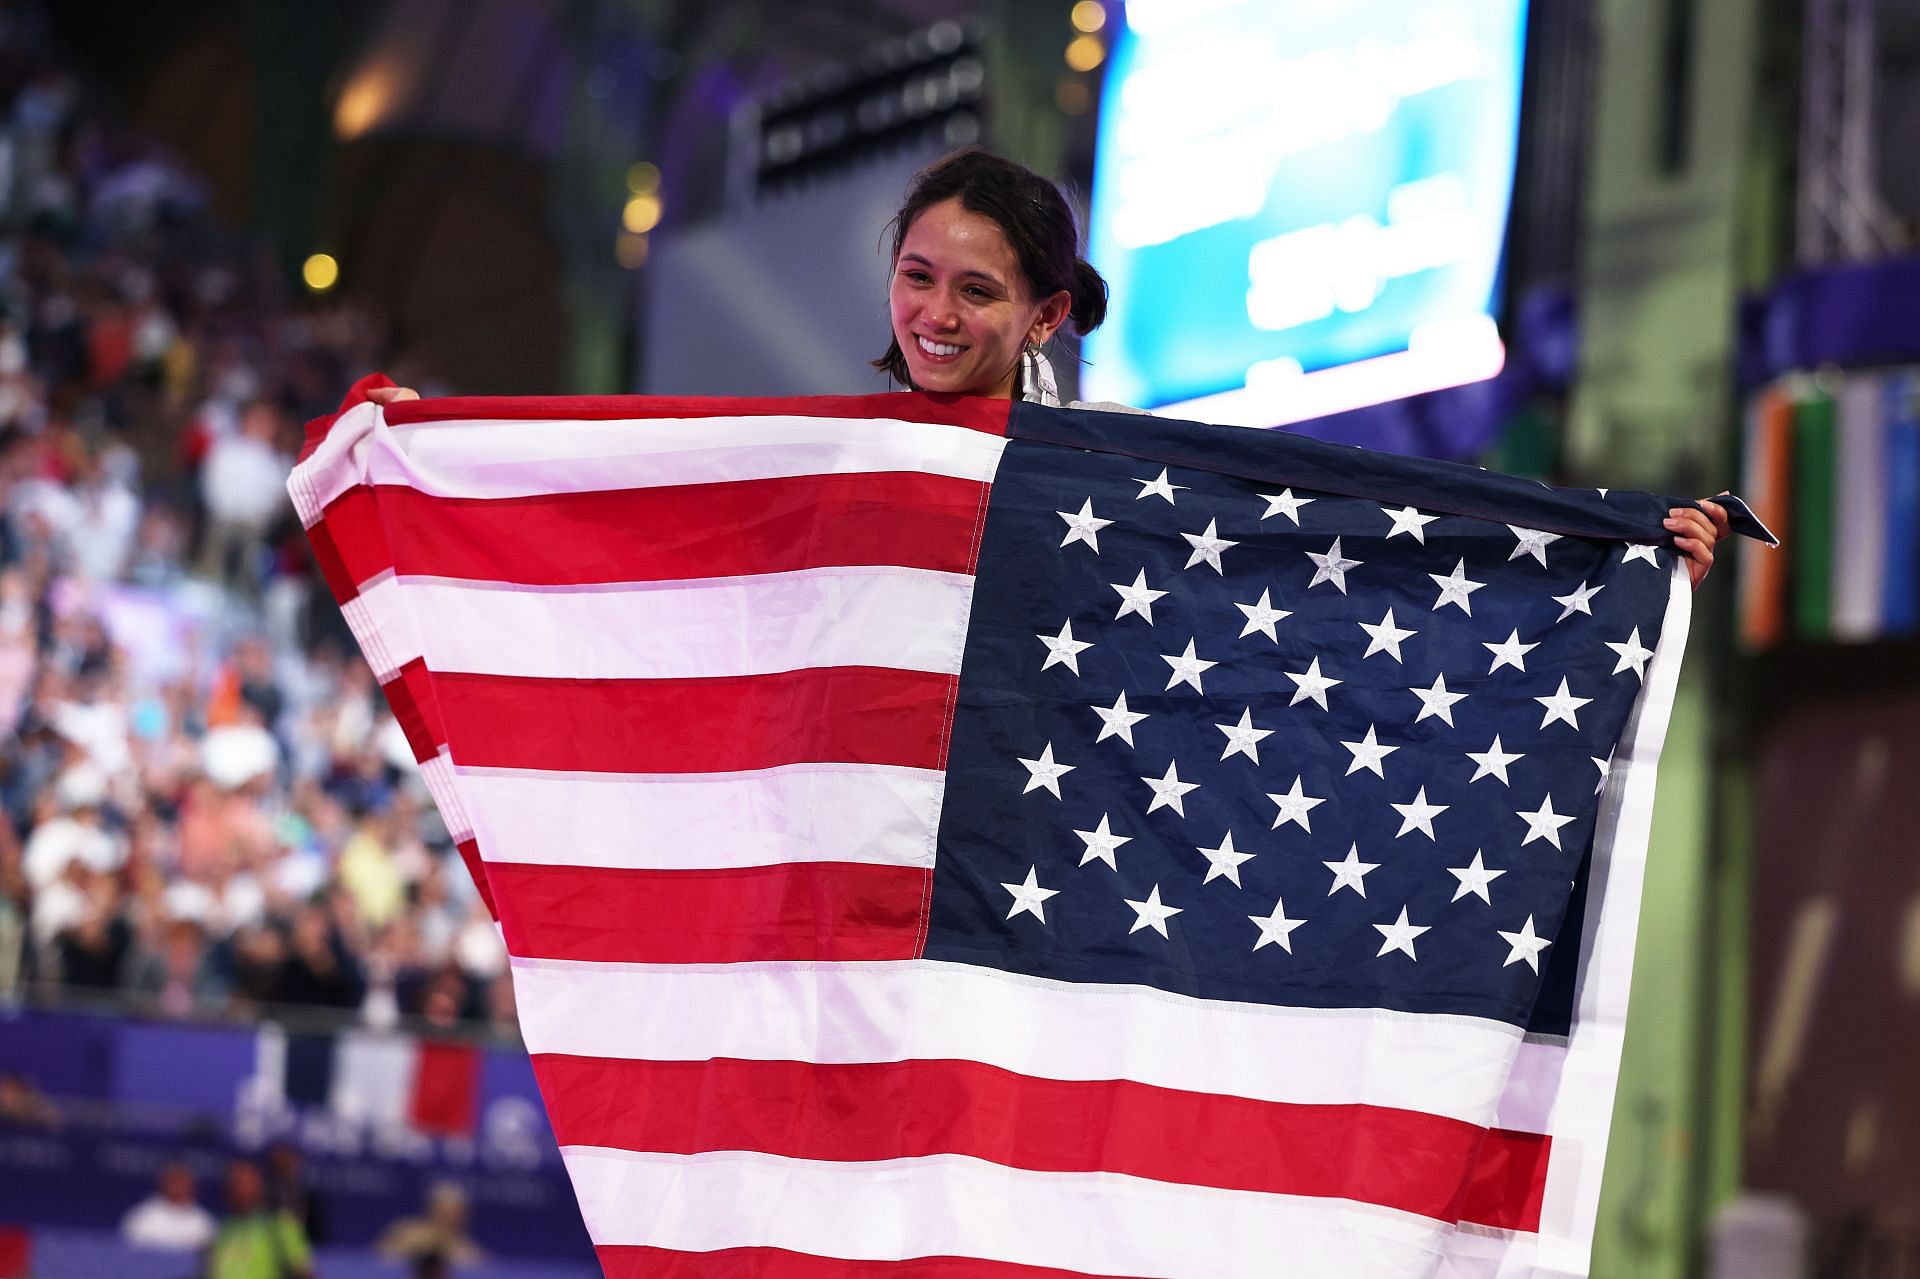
[889,197,1068,399]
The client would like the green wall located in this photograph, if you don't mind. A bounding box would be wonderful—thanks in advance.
[1572,0,1768,1272]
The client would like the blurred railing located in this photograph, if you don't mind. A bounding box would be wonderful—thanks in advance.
[10,981,524,1051]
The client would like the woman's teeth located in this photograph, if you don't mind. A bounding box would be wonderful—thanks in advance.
[917,336,962,357]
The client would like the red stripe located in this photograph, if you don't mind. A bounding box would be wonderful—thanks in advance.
[535,1056,1548,1232]
[379,659,445,763]
[304,506,360,602]
[599,1245,1148,1279]
[454,838,495,920]
[433,666,953,773]
[490,862,926,963]
[316,471,988,597]
[406,1039,480,1137]
[385,390,1013,435]
[1461,1125,1550,1232]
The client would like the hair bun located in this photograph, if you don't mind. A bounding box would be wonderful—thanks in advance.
[1070,258,1109,335]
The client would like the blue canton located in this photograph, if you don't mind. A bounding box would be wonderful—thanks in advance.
[926,409,1677,1034]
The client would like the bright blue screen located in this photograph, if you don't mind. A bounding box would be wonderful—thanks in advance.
[1083,0,1529,412]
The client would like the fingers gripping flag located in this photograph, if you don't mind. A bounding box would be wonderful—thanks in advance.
[290,379,1760,1279]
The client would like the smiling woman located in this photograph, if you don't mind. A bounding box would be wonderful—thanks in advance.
[874,148,1110,404]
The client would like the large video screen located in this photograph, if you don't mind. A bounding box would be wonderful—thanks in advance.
[1083,0,1529,426]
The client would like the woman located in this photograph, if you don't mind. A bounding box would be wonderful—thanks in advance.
[368,147,1730,581]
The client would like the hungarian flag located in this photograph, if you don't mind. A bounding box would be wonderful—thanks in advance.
[291,378,1767,1278]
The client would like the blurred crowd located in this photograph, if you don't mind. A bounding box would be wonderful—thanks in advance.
[0,12,514,1040]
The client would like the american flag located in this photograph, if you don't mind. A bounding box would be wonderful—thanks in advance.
[291,380,1709,1279]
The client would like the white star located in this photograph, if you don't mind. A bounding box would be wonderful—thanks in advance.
[1306,537,1362,593]
[1553,579,1606,622]
[1267,777,1325,832]
[1516,795,1577,849]
[1124,884,1183,937]
[1606,627,1654,679]
[1001,866,1058,922]
[1429,558,1486,614]
[1447,851,1506,904]
[1196,830,1257,886]
[1036,619,1093,674]
[1340,724,1399,778]
[1134,467,1187,503]
[1056,499,1111,552]
[1072,814,1132,870]
[1535,678,1591,730]
[1466,734,1525,785]
[1483,629,1538,674]
[1391,785,1448,840]
[1017,743,1075,798]
[1323,844,1380,897]
[1161,639,1218,693]
[1623,543,1661,567]
[1592,750,1614,795]
[1597,488,1610,498]
[1373,906,1431,960]
[1506,526,1561,567]
[1248,897,1307,953]
[1090,690,1148,746]
[1181,519,1238,573]
[1498,915,1553,972]
[1234,588,1292,641]
[1142,761,1199,816]
[1284,656,1341,710]
[1111,570,1167,624]
[1383,505,1440,543]
[1408,673,1467,727]
[1358,608,1417,662]
[1215,708,1274,763]
[1260,489,1314,524]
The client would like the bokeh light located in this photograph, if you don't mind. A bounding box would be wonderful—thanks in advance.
[301,252,339,292]
[623,193,663,234]
[1065,34,1105,73]
[626,161,661,196]
[616,231,651,269]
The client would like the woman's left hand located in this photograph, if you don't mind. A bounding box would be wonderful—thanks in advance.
[1665,495,1733,589]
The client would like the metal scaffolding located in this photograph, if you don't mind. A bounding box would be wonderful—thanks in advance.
[1797,0,1906,263]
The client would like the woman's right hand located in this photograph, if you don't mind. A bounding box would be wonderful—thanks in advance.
[365,385,420,405]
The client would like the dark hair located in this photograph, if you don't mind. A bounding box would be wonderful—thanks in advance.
[873,148,1109,388]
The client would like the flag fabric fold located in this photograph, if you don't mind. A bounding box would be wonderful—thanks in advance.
[291,386,1749,1278]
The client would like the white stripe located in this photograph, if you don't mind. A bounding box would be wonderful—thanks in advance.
[345,566,976,681]
[327,1029,417,1128]
[462,763,942,870]
[561,1146,1453,1279]
[1832,375,1887,639]
[293,410,1007,521]
[418,751,472,843]
[1523,561,1691,1276]
[510,958,1521,1126]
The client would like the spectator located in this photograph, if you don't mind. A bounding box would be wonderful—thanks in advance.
[0,1070,60,1129]
[21,761,121,892]
[278,904,360,1009]
[376,1181,484,1270]
[263,1141,328,1247]
[53,867,131,988]
[120,1160,217,1252]
[195,397,288,599]
[207,1159,312,1279]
